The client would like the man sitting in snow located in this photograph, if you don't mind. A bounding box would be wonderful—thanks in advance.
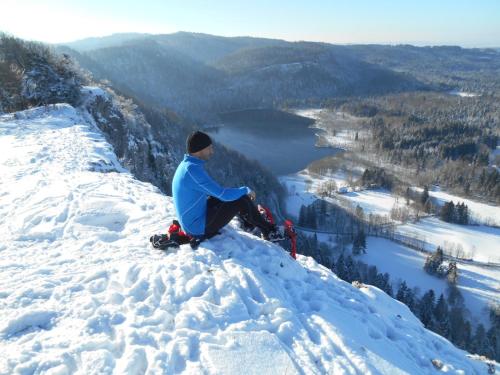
[172,131,283,243]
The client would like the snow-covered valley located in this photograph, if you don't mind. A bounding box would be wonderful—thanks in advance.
[280,106,500,332]
[1,101,497,373]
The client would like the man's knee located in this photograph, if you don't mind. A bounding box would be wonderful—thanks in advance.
[237,194,255,209]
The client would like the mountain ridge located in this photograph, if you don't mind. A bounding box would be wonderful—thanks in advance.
[59,32,434,120]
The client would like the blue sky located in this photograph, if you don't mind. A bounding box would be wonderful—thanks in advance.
[1,0,499,47]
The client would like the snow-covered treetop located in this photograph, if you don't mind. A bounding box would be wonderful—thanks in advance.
[0,34,83,113]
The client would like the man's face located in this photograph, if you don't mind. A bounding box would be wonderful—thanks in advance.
[199,144,214,161]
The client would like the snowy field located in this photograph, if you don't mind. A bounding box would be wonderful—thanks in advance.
[341,189,400,216]
[279,173,318,219]
[280,171,400,218]
[360,237,500,326]
[282,171,500,264]
[293,109,365,150]
[426,187,500,227]
[448,90,480,98]
[397,218,500,264]
[0,104,495,373]
[320,129,358,150]
[293,108,323,120]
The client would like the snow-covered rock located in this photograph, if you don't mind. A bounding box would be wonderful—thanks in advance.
[0,105,496,374]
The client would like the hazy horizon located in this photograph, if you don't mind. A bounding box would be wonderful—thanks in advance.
[2,30,499,50]
[52,31,500,49]
[1,0,500,48]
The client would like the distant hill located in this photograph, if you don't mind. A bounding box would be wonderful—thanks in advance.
[57,34,421,120]
[57,32,500,121]
[58,32,149,52]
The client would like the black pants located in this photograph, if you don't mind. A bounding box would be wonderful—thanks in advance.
[205,195,273,237]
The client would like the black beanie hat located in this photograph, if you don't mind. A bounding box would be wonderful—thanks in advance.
[187,131,212,153]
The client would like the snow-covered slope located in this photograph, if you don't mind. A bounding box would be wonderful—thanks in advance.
[0,105,496,374]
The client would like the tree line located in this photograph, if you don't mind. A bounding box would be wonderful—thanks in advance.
[440,201,469,224]
[333,93,500,203]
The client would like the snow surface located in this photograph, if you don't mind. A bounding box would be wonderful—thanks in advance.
[398,218,500,264]
[448,90,480,98]
[293,108,323,121]
[0,104,496,374]
[279,173,318,219]
[341,189,400,216]
[360,237,500,326]
[280,172,400,218]
[294,109,367,151]
[425,187,500,227]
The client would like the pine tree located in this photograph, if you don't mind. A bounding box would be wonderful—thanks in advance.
[455,202,464,224]
[396,281,411,305]
[419,289,436,329]
[405,288,417,313]
[440,201,454,222]
[366,265,378,284]
[352,229,367,256]
[447,262,458,284]
[433,294,450,337]
[306,206,312,227]
[405,187,411,205]
[421,186,430,208]
[345,255,358,282]
[352,235,361,256]
[374,272,392,296]
[424,247,444,275]
[383,273,393,296]
[318,199,327,225]
[307,206,317,229]
[464,182,471,196]
[441,201,469,225]
[449,306,466,347]
[424,199,432,214]
[311,234,318,258]
[448,201,455,221]
[356,260,368,282]
[471,324,491,357]
[359,229,366,253]
[335,253,346,280]
[298,205,306,227]
[487,305,500,361]
[447,285,465,308]
[355,205,364,221]
[463,320,472,350]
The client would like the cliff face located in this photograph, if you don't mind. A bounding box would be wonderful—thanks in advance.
[82,86,182,195]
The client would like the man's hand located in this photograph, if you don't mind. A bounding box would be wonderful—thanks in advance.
[248,190,256,201]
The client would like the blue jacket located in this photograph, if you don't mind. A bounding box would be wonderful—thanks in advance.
[172,154,251,236]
